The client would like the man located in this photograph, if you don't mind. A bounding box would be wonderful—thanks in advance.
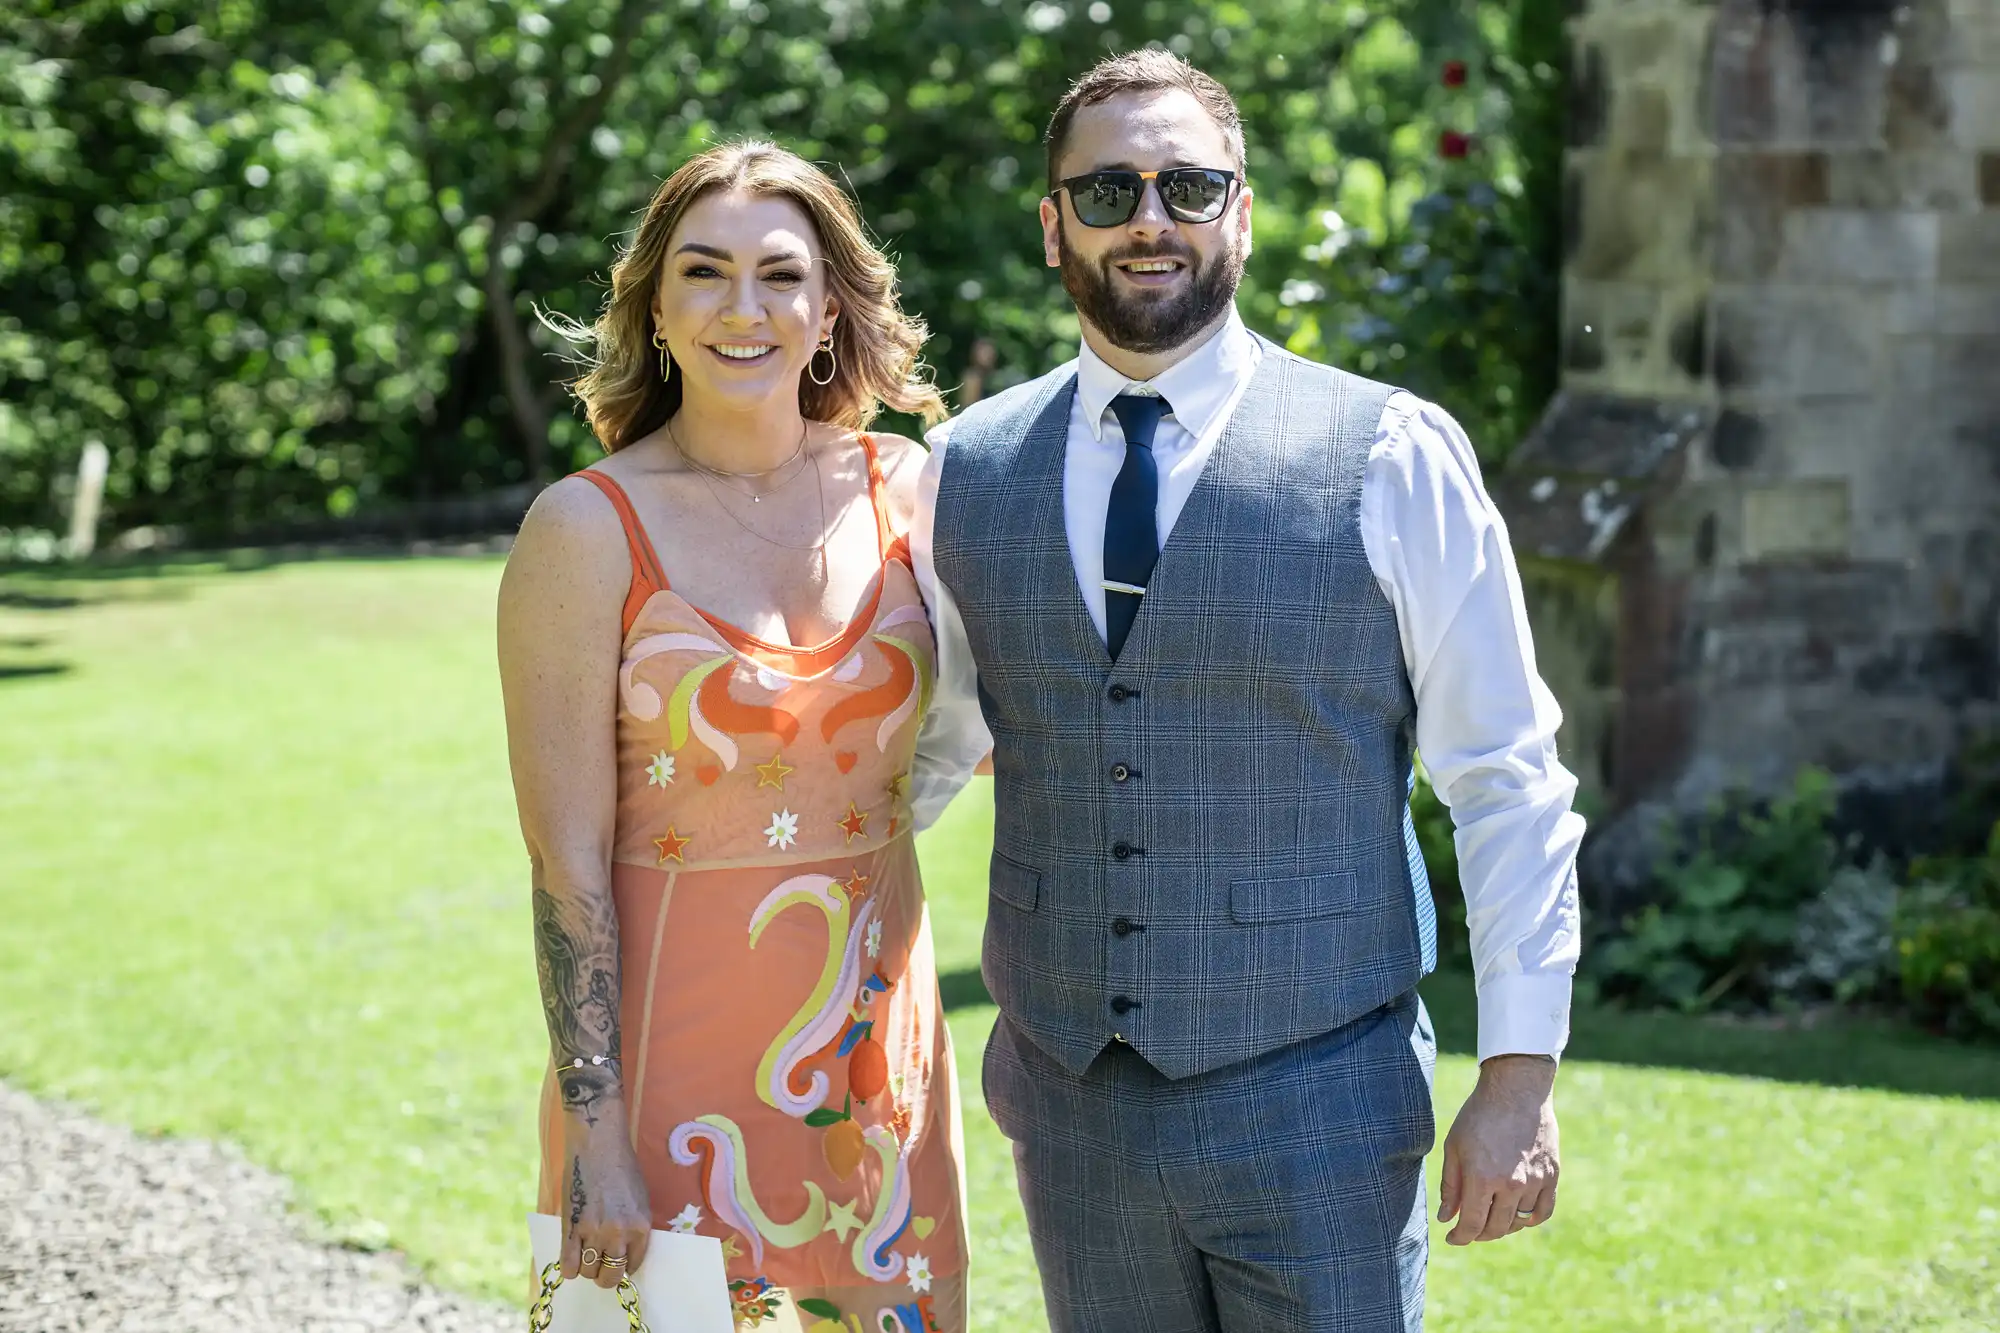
[908,49,1582,1333]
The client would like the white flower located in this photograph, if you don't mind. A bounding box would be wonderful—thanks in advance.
[905,1253,932,1293]
[669,1204,703,1234]
[865,919,883,959]
[764,809,799,850]
[645,752,676,788]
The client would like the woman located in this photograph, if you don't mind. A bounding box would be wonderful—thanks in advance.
[499,142,967,1331]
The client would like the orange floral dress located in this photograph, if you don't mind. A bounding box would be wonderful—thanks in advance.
[537,442,968,1332]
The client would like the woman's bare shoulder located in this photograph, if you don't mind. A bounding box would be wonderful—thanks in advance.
[505,472,631,598]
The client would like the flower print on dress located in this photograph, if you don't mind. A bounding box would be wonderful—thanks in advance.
[904,1254,933,1293]
[729,1276,783,1328]
[646,751,676,787]
[765,809,800,850]
[668,1203,704,1234]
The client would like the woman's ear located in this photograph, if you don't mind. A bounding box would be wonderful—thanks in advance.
[820,297,841,344]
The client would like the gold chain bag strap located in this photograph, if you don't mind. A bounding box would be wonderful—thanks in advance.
[528,1260,649,1333]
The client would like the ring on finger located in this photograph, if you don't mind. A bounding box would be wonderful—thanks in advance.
[1514,1208,1537,1222]
[600,1255,627,1269]
[580,1246,600,1267]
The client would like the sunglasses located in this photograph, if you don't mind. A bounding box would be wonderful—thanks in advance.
[1057,167,1240,228]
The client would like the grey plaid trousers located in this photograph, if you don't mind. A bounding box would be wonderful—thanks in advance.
[984,996,1436,1333]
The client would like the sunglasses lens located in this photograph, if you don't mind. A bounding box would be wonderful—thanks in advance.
[1160,170,1232,221]
[1072,175,1142,227]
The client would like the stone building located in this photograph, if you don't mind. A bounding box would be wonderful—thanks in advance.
[1496,0,2000,882]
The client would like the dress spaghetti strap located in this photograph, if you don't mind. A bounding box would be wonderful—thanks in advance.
[575,469,670,634]
[858,434,896,561]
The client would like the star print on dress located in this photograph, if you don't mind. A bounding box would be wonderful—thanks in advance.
[668,1203,703,1234]
[754,751,795,791]
[838,802,869,844]
[645,751,676,787]
[654,827,690,864]
[822,1197,864,1242]
[764,809,799,850]
[885,770,908,801]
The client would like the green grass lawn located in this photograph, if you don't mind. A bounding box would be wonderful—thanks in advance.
[2,555,1997,1331]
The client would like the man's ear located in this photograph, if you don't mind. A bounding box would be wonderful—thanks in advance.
[1236,185,1255,263]
[1040,196,1063,269]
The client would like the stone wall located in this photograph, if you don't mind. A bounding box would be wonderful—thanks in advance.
[1513,0,2000,872]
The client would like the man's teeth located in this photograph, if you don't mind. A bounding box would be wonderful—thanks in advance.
[1126,261,1180,273]
[713,345,773,359]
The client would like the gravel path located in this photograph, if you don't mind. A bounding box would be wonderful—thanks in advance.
[0,1083,515,1333]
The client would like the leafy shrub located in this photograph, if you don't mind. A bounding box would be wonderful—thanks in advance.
[1771,861,1899,1006]
[1896,820,2000,1042]
[1593,769,1844,1012]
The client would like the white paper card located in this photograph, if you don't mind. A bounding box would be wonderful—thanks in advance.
[527,1212,735,1333]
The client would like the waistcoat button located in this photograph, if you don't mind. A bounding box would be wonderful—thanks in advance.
[1108,684,1134,703]
[1112,917,1135,937]
[1110,995,1135,1015]
[1110,763,1131,783]
[1111,842,1132,861]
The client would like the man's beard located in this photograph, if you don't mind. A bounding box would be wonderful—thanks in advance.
[1058,223,1245,357]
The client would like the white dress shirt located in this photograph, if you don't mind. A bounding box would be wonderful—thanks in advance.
[907,310,1585,1062]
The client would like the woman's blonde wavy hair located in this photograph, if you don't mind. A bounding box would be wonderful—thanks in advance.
[550,141,946,452]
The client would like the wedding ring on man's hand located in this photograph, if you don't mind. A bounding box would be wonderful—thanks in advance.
[1514,1209,1536,1221]
[580,1247,600,1266]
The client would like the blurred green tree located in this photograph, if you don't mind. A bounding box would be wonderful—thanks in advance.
[0,0,1563,544]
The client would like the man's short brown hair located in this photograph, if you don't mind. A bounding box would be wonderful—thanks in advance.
[1045,49,1246,194]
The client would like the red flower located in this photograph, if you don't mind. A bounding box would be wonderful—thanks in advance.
[1442,60,1468,87]
[1438,131,1472,159]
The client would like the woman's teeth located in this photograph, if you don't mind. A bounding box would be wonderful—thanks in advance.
[712,344,774,360]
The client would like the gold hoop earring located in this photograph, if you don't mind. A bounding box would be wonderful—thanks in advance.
[650,329,673,382]
[808,337,837,388]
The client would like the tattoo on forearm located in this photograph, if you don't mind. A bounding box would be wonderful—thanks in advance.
[533,885,625,1125]
[569,1156,586,1226]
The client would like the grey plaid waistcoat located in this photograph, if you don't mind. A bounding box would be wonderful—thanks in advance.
[933,337,1438,1080]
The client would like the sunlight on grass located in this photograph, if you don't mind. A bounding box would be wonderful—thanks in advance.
[1,557,1995,1330]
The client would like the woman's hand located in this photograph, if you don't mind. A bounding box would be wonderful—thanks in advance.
[562,1105,653,1288]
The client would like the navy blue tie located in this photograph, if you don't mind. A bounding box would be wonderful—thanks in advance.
[1103,393,1169,660]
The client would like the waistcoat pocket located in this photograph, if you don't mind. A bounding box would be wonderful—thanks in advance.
[1229,870,1363,923]
[990,852,1042,912]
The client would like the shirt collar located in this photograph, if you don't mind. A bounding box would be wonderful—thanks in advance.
[1075,308,1259,445]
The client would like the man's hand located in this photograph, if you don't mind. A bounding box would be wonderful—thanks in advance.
[1437,1053,1559,1245]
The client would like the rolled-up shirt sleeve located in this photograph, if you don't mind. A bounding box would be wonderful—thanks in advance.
[1363,392,1586,1062]
[908,416,995,832]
